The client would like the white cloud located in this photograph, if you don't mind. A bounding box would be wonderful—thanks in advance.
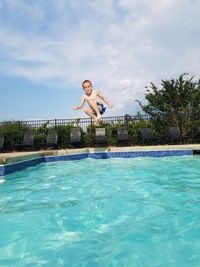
[0,0,200,116]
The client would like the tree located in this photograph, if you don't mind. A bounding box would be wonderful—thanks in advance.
[136,73,200,136]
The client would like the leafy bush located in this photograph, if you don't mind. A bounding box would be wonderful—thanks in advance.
[0,121,28,148]
[56,124,74,148]
[34,124,48,146]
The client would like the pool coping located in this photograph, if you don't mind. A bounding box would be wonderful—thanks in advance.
[1,144,200,176]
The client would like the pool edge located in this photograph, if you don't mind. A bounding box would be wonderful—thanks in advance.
[0,148,196,176]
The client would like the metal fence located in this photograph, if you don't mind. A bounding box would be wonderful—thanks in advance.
[0,114,151,132]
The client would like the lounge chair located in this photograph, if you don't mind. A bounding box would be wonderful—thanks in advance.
[95,127,106,144]
[194,125,200,142]
[47,128,58,147]
[13,129,35,150]
[117,127,130,144]
[0,135,4,150]
[70,127,81,144]
[168,126,182,143]
[140,127,155,144]
[22,129,35,147]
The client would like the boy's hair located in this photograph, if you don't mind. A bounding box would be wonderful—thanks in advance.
[82,80,92,88]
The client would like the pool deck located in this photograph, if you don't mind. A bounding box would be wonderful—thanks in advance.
[1,144,200,165]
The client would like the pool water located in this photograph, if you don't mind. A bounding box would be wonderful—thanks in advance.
[1,156,200,267]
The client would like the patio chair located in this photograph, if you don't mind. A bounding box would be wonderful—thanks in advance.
[22,129,35,147]
[47,128,58,147]
[117,127,130,144]
[194,125,200,143]
[0,135,4,150]
[140,127,155,144]
[168,126,182,143]
[70,127,81,145]
[95,127,106,144]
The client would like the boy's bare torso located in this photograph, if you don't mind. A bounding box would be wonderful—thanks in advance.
[83,90,99,108]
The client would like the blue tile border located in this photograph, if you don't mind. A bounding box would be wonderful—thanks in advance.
[0,165,5,176]
[0,149,194,176]
[0,157,45,176]
[87,150,193,159]
[45,153,88,162]
[107,150,193,158]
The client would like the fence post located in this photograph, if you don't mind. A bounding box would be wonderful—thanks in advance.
[55,119,57,128]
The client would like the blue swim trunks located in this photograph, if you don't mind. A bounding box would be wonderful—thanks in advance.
[97,102,106,115]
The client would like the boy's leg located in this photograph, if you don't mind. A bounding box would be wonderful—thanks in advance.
[88,100,102,120]
[83,108,100,126]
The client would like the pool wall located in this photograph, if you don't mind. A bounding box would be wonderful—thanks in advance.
[0,149,193,176]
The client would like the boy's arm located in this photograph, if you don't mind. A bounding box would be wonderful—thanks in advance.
[97,91,113,109]
[74,97,85,110]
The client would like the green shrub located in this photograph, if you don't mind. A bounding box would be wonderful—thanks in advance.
[34,124,48,146]
[56,124,74,148]
[0,121,28,147]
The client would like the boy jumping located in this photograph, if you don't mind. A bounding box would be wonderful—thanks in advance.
[74,80,113,126]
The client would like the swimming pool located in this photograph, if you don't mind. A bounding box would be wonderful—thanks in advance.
[0,155,200,266]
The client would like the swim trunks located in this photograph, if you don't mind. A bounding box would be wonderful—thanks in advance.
[97,102,106,115]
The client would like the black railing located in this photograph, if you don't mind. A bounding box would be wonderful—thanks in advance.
[0,114,151,132]
[1,114,200,150]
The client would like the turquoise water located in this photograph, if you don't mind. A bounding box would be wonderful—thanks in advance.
[0,156,200,267]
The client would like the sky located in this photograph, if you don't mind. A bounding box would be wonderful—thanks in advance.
[0,0,200,121]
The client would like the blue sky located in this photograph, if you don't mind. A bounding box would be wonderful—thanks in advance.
[0,0,200,121]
